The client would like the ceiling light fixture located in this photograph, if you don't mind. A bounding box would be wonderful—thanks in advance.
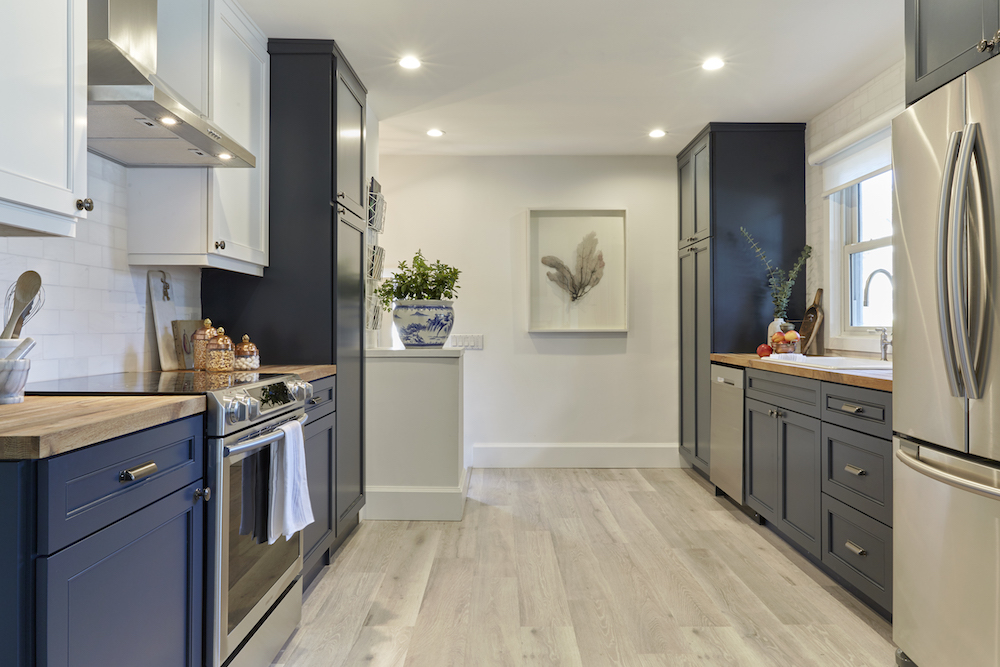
[399,56,421,69]
[427,129,444,137]
[649,129,666,138]
[702,57,725,71]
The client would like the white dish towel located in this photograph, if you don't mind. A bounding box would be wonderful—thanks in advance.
[267,419,315,545]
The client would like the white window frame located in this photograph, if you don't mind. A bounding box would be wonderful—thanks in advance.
[827,167,893,351]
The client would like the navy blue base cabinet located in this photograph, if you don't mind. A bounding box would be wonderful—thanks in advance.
[0,415,206,667]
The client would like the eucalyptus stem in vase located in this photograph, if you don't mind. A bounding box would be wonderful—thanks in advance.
[740,227,812,321]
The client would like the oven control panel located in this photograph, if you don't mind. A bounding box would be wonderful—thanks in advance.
[206,375,313,436]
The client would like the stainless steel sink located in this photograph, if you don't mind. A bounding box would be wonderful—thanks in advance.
[759,356,892,370]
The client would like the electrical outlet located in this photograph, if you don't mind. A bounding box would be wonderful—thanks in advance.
[450,334,484,350]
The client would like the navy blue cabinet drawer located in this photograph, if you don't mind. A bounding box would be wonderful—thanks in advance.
[821,493,892,612]
[746,369,821,418]
[821,383,892,440]
[821,423,892,526]
[38,415,204,555]
[305,375,336,419]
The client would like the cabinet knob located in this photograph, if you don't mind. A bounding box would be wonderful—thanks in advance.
[215,240,226,250]
[979,38,997,53]
[75,198,94,212]
[194,487,212,502]
[337,192,346,199]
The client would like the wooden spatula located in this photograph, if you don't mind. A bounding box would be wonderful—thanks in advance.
[799,289,824,354]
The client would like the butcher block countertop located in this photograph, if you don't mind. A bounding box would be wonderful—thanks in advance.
[0,395,206,460]
[0,365,337,460]
[259,364,337,382]
[710,353,892,392]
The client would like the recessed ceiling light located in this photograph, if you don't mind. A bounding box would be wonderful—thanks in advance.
[702,57,725,71]
[427,129,444,137]
[217,153,233,160]
[159,117,178,126]
[649,129,666,138]
[399,56,421,69]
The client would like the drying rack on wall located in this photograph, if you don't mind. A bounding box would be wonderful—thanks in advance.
[365,178,387,335]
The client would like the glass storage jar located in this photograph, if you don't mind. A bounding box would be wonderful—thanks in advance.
[206,327,235,372]
[234,334,260,370]
[192,318,217,371]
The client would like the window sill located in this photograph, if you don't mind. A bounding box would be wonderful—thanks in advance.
[827,333,886,355]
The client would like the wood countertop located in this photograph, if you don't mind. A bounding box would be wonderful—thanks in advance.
[710,353,892,392]
[0,395,206,460]
[259,365,336,382]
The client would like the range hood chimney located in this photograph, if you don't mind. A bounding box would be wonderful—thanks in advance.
[87,0,255,168]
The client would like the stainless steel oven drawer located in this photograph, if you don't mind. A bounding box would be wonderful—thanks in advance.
[38,415,203,555]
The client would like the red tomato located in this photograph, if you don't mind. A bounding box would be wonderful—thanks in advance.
[756,344,773,358]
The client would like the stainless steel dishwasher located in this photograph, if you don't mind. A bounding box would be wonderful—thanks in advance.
[709,363,745,502]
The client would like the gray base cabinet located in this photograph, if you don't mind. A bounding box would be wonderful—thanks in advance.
[744,368,893,615]
[0,415,206,667]
[302,375,337,590]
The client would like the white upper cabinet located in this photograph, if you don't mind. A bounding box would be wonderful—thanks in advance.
[128,0,269,276]
[0,0,87,237]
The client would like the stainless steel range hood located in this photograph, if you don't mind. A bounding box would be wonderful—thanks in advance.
[88,0,255,168]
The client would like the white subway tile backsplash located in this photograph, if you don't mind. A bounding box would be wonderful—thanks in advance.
[0,154,201,380]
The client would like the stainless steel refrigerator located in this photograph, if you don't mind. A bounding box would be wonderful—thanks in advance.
[893,53,1000,667]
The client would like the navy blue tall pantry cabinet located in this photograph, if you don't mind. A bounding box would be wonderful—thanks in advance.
[677,123,807,475]
[201,39,367,589]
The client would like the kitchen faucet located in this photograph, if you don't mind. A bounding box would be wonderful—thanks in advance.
[868,327,892,361]
[863,268,894,306]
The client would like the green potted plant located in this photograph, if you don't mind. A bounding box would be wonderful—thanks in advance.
[376,250,461,348]
[740,227,811,345]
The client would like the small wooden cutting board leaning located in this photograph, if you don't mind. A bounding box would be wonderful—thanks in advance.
[799,288,824,354]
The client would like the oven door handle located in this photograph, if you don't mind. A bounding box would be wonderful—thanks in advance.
[223,414,308,458]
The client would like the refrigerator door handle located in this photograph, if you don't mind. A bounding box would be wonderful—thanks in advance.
[896,445,1000,502]
[950,123,982,399]
[970,125,993,393]
[938,129,965,398]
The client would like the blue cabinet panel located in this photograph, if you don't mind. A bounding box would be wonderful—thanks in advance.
[303,410,336,590]
[38,481,204,667]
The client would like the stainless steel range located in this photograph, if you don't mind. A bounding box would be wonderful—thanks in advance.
[27,371,315,667]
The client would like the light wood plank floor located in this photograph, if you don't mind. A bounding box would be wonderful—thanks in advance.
[272,468,896,667]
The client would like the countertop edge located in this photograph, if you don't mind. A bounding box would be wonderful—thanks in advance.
[710,353,892,392]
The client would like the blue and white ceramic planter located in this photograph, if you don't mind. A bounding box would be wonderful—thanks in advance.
[392,300,456,348]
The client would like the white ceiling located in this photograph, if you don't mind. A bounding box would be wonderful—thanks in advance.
[238,0,904,157]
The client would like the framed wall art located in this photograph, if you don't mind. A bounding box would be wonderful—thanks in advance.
[527,209,628,332]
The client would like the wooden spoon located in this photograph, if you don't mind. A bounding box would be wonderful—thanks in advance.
[1,271,42,339]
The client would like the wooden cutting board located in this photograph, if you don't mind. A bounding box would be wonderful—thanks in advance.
[799,289,824,354]
[148,271,180,371]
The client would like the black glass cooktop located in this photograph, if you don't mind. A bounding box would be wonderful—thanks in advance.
[26,371,288,396]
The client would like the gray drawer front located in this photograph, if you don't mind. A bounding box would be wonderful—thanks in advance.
[821,383,892,439]
[746,369,821,418]
[821,423,892,526]
[305,374,336,419]
[38,415,204,555]
[821,493,892,612]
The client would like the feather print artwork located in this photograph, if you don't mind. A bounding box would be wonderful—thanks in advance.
[541,231,605,301]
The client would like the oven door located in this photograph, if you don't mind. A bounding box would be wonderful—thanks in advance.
[207,411,306,667]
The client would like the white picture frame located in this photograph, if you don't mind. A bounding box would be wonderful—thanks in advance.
[527,209,628,332]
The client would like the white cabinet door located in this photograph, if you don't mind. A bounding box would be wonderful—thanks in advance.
[126,0,268,276]
[0,0,86,236]
[209,0,268,268]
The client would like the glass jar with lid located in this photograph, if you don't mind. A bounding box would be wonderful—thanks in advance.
[192,318,217,370]
[206,327,235,372]
[234,334,260,370]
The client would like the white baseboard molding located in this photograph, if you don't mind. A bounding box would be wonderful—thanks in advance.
[472,443,687,469]
[362,479,468,521]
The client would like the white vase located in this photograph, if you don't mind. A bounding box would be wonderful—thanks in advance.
[392,300,456,349]
[766,317,785,346]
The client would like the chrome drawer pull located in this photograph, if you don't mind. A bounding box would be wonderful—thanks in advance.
[844,464,867,476]
[840,403,864,414]
[119,461,158,483]
[309,397,325,405]
[845,540,867,557]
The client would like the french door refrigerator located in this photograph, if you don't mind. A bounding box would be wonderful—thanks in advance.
[893,53,1000,667]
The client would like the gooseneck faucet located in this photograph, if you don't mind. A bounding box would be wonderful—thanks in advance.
[863,268,894,306]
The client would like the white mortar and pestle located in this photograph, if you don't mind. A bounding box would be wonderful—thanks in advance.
[0,338,35,404]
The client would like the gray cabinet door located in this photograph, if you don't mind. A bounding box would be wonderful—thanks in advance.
[745,398,778,523]
[336,216,366,534]
[336,72,366,221]
[694,240,711,470]
[38,482,204,667]
[678,240,711,474]
[693,138,711,239]
[777,410,822,558]
[678,154,695,247]
[302,410,336,590]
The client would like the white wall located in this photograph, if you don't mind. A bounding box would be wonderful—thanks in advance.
[377,155,678,467]
[0,153,201,382]
[805,61,904,355]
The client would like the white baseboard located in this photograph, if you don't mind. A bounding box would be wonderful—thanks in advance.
[362,477,468,522]
[472,443,686,468]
